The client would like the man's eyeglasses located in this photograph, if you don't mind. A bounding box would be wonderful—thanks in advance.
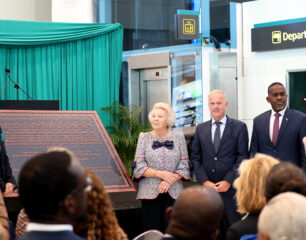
[69,176,92,195]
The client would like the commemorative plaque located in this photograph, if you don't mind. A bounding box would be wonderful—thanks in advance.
[0,110,135,192]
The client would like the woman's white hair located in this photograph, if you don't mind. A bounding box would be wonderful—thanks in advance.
[258,192,306,240]
[148,102,176,128]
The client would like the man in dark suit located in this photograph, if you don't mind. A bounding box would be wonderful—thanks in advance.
[18,148,89,240]
[191,90,249,226]
[0,127,16,196]
[250,82,306,171]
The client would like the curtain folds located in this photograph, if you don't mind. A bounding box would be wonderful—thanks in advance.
[0,20,122,46]
[0,20,123,125]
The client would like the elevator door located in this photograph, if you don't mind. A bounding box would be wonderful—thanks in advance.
[210,52,238,119]
[139,67,170,124]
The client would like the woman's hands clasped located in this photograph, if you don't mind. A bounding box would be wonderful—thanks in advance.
[157,171,177,193]
[159,170,176,185]
[158,180,171,193]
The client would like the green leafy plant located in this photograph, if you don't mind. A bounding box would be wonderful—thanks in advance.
[101,102,151,176]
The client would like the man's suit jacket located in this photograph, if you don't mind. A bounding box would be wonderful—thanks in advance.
[0,127,16,192]
[191,116,249,194]
[250,108,306,171]
[18,230,85,240]
[226,213,259,240]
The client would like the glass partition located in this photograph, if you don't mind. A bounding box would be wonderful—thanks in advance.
[171,49,202,133]
[99,0,198,51]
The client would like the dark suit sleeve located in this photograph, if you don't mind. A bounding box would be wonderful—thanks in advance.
[224,123,249,184]
[300,115,306,172]
[250,120,259,158]
[191,126,208,184]
[0,128,16,187]
[226,227,240,240]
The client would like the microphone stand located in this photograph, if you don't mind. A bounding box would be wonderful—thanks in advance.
[0,69,33,100]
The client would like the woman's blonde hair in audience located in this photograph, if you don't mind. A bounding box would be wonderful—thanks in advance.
[148,102,176,128]
[234,154,279,214]
[73,169,128,240]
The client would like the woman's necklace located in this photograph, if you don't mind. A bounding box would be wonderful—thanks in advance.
[152,130,171,139]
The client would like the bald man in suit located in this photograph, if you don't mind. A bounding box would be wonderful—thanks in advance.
[191,90,249,226]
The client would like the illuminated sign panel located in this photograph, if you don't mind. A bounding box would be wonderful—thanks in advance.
[176,14,199,40]
[272,31,282,44]
[252,21,306,51]
[183,19,195,35]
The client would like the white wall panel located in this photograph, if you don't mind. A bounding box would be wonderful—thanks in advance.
[239,0,306,137]
[52,0,96,23]
[0,0,51,21]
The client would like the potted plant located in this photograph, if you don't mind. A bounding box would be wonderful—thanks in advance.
[101,102,150,176]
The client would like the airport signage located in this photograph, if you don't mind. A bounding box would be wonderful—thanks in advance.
[175,10,199,40]
[251,20,306,51]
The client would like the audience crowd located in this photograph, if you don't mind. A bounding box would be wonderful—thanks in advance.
[2,147,305,240]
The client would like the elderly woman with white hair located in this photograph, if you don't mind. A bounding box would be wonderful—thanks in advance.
[133,102,190,233]
[257,192,306,240]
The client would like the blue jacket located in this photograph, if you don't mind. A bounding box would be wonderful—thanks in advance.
[250,108,306,171]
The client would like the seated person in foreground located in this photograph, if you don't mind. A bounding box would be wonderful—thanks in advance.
[0,190,9,240]
[257,192,306,240]
[226,154,279,240]
[18,148,88,240]
[16,169,128,240]
[163,185,224,240]
[264,161,306,201]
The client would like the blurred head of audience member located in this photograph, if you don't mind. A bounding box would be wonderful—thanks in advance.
[165,185,224,240]
[264,161,306,201]
[73,169,128,240]
[257,192,306,240]
[234,154,279,215]
[18,148,88,224]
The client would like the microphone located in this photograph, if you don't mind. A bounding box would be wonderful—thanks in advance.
[1,68,34,100]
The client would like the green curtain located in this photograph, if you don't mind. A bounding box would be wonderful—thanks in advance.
[0,20,123,125]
